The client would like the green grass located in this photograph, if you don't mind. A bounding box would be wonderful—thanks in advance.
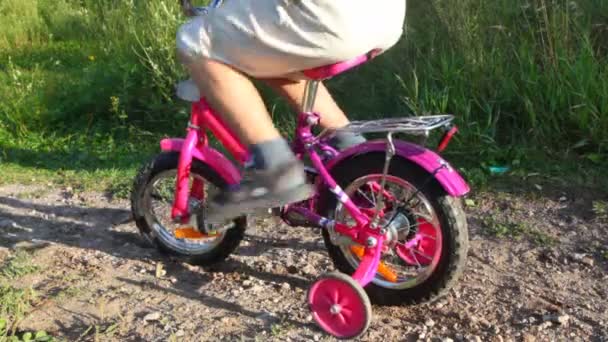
[481,215,557,246]
[0,0,607,191]
[592,200,608,221]
[0,252,39,280]
[0,252,56,341]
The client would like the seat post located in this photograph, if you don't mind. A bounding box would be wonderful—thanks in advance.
[302,80,320,113]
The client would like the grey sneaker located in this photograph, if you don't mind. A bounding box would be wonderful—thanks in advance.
[204,160,313,224]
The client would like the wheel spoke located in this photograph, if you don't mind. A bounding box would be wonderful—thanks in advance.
[369,182,378,205]
[409,249,422,269]
[412,248,434,261]
[395,221,421,232]
[335,173,444,290]
[356,189,375,207]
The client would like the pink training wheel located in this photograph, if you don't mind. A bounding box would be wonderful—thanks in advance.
[307,272,372,339]
[397,218,440,266]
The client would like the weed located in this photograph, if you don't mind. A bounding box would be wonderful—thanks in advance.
[14,189,51,200]
[104,177,133,201]
[0,285,37,338]
[0,324,55,342]
[592,201,608,221]
[76,321,120,342]
[0,252,38,280]
[0,0,607,194]
[270,323,283,337]
[482,216,557,246]
[0,252,56,341]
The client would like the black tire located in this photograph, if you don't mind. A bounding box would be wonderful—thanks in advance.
[131,152,246,265]
[318,153,468,306]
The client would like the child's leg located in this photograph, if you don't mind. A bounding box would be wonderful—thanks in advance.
[265,78,366,150]
[187,59,280,145]
[184,58,312,222]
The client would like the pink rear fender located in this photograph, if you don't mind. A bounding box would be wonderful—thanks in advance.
[160,138,241,186]
[325,140,470,197]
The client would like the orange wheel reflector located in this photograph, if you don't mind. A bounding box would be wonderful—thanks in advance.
[350,245,398,283]
[174,227,220,239]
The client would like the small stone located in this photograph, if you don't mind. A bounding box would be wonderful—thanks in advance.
[573,253,586,261]
[522,333,536,342]
[538,321,552,330]
[251,285,264,293]
[581,257,594,267]
[478,317,492,328]
[542,313,569,325]
[557,314,570,325]
[281,282,291,291]
[443,338,454,342]
[470,336,482,342]
[301,264,317,276]
[143,312,161,322]
[175,330,185,337]
[170,277,178,284]
[155,263,167,278]
[425,318,436,327]
[242,280,253,288]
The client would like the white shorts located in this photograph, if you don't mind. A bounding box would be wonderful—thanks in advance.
[176,0,407,78]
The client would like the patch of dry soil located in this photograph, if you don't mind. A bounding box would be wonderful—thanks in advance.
[0,184,606,341]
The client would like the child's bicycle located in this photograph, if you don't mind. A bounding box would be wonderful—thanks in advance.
[131,0,470,338]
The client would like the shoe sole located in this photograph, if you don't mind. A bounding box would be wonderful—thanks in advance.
[205,183,314,224]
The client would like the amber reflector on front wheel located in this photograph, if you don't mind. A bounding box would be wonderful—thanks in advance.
[350,245,398,283]
[174,227,220,239]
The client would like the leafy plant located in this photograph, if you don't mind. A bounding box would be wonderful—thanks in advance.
[482,215,557,246]
[0,252,39,280]
[592,201,608,221]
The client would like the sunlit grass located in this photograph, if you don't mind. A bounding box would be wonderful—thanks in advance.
[0,0,606,191]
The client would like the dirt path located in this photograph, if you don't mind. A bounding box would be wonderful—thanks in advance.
[0,184,606,341]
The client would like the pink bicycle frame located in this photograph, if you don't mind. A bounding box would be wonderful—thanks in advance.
[162,97,383,286]
[164,100,248,222]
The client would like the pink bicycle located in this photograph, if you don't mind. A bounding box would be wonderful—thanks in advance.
[131,0,470,338]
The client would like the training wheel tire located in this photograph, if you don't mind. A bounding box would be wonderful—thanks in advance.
[307,272,372,340]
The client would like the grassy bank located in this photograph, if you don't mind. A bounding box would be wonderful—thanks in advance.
[1,0,607,192]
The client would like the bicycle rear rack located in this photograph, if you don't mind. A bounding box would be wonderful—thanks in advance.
[331,115,454,136]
